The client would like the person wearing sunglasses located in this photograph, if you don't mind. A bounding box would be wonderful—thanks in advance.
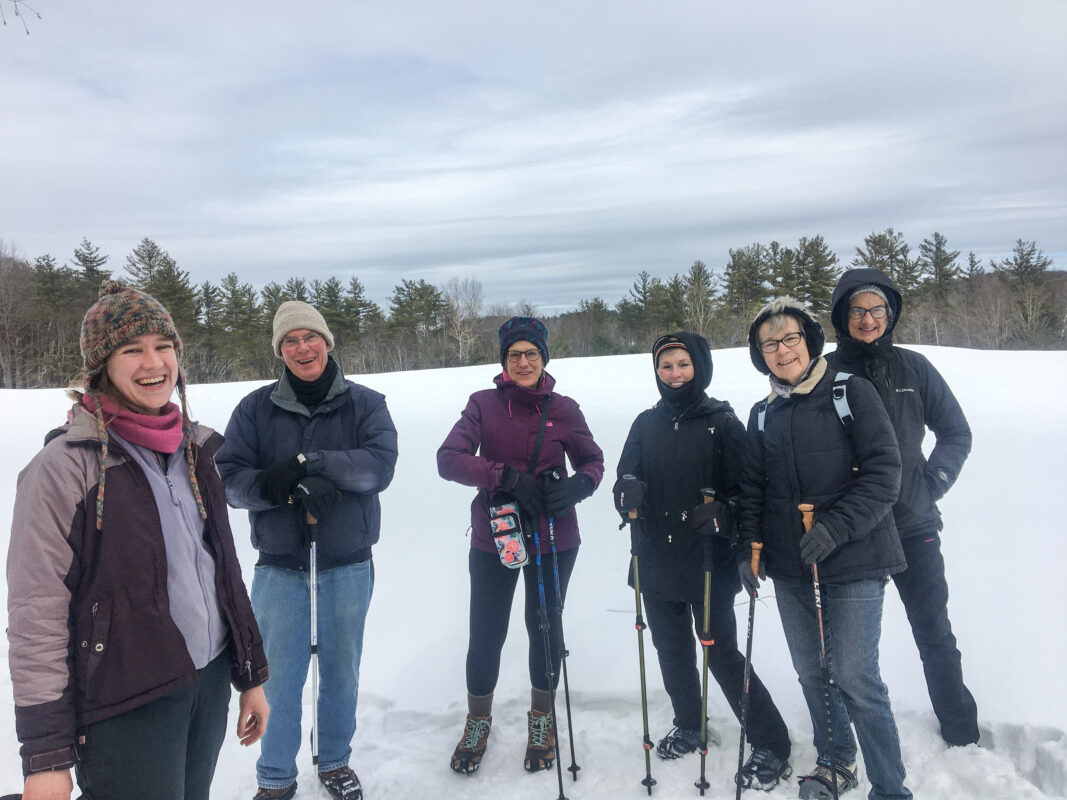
[437,316,603,776]
[827,269,979,748]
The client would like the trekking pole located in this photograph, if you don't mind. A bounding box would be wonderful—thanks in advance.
[305,510,321,776]
[735,540,764,800]
[547,511,581,781]
[695,489,717,796]
[622,493,656,795]
[799,503,838,800]
[532,524,569,800]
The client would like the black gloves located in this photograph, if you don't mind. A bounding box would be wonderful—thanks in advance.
[799,521,837,565]
[737,545,766,597]
[689,499,730,539]
[292,476,341,520]
[257,455,308,506]
[613,476,646,514]
[502,466,545,519]
[544,473,594,515]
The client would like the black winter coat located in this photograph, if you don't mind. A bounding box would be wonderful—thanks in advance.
[827,268,972,537]
[617,395,745,602]
[739,358,906,583]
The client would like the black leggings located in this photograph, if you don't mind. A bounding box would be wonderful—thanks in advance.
[466,545,578,695]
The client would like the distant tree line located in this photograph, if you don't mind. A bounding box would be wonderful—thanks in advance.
[0,230,1063,389]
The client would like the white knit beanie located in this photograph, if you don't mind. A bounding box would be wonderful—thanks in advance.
[271,301,335,357]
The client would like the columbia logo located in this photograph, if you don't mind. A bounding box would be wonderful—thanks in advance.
[895,388,915,393]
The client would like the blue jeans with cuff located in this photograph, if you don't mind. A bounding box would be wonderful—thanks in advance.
[251,560,374,790]
[775,575,911,800]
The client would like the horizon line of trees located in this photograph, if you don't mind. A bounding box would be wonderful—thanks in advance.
[0,229,1063,390]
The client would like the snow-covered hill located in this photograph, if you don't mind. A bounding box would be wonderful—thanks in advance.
[1,346,1064,799]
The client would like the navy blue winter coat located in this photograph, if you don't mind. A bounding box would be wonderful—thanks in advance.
[216,361,398,569]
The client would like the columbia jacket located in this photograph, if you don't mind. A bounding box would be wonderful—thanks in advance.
[616,394,746,602]
[739,358,906,583]
[216,363,398,569]
[437,370,604,554]
[826,268,972,537]
[7,407,267,776]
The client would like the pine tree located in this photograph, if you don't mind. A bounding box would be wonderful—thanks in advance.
[218,272,264,378]
[992,239,1055,343]
[71,237,111,305]
[795,235,840,316]
[722,243,771,316]
[853,228,921,298]
[311,277,347,344]
[768,242,801,301]
[918,232,961,303]
[124,238,199,337]
[345,277,385,337]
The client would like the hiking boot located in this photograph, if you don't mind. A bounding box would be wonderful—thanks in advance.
[252,784,297,800]
[797,758,859,799]
[319,766,363,800]
[451,714,493,774]
[524,709,556,772]
[656,724,721,759]
[736,745,792,791]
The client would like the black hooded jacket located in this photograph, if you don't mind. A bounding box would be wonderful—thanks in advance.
[615,332,746,602]
[826,268,972,537]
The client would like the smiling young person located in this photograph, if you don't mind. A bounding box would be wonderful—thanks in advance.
[826,268,979,748]
[613,332,792,789]
[7,281,269,800]
[740,296,912,800]
[437,316,604,776]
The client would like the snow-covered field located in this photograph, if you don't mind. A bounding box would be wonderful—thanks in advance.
[1,346,1064,800]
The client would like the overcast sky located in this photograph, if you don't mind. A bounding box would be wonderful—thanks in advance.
[2,0,1064,313]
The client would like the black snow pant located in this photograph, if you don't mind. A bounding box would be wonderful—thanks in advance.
[466,545,578,696]
[76,651,232,800]
[893,531,980,746]
[643,556,791,760]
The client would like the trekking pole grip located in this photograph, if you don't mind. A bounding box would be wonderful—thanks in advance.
[798,503,814,533]
[306,511,318,526]
[628,509,638,520]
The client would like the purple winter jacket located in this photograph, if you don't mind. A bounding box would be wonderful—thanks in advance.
[437,370,604,554]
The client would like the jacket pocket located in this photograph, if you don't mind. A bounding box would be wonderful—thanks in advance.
[76,597,113,693]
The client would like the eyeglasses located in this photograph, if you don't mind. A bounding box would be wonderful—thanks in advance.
[506,348,542,364]
[758,331,805,354]
[280,332,323,351]
[848,305,888,320]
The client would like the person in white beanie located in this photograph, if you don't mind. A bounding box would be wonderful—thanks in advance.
[217,301,398,800]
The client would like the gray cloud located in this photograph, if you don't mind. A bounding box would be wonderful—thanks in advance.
[2,0,1064,312]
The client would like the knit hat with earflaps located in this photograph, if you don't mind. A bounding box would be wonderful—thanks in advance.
[272,301,336,357]
[747,296,825,375]
[79,280,204,530]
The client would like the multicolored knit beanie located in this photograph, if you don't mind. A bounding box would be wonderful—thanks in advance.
[79,280,205,530]
[81,280,182,389]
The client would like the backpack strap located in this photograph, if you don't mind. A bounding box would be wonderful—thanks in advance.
[832,371,858,472]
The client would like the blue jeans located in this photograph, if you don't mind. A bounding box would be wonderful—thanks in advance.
[251,560,374,790]
[775,576,911,800]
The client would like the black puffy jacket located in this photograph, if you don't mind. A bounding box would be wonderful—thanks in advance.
[740,358,906,583]
[616,394,745,602]
[826,268,972,537]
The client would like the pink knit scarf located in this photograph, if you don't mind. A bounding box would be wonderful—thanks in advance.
[82,392,185,454]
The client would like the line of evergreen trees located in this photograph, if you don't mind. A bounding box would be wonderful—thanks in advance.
[0,230,1062,389]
